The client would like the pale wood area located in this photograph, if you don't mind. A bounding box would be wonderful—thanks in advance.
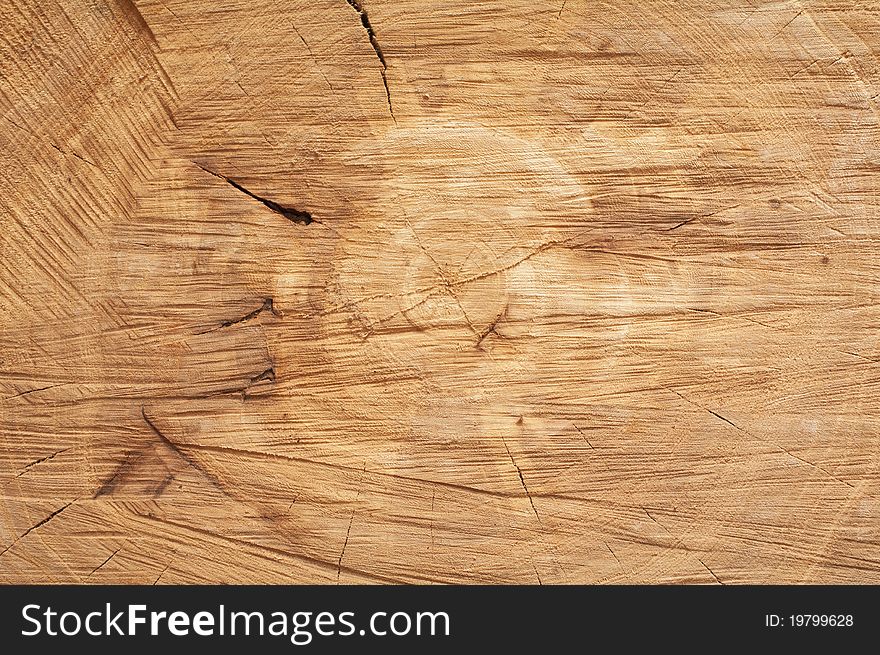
[2,0,880,584]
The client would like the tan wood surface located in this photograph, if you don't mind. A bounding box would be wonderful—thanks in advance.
[2,0,880,583]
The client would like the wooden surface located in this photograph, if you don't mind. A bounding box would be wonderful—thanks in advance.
[2,0,880,584]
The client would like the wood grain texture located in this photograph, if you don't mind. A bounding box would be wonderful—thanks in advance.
[2,0,880,584]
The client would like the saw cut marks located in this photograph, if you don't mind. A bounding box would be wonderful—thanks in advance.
[1,0,880,584]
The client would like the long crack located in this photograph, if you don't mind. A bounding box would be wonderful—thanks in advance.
[345,0,395,122]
